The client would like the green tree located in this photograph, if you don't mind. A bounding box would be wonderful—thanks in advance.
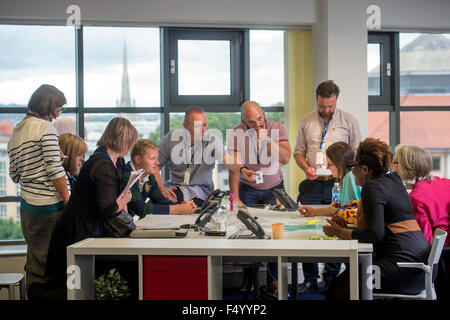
[147,110,284,144]
[0,218,24,240]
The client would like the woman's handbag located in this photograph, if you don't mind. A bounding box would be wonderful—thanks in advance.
[104,209,136,238]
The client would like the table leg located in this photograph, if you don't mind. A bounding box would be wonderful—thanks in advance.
[349,251,359,300]
[292,262,298,300]
[359,253,373,300]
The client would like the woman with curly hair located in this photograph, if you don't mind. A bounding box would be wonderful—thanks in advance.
[323,138,431,299]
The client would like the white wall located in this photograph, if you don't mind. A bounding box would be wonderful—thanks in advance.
[373,0,450,31]
[313,0,369,138]
[0,0,316,27]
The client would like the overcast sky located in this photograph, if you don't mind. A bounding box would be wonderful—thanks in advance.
[0,25,284,108]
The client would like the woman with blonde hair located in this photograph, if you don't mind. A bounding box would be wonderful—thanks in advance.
[58,133,88,191]
[394,145,450,246]
[46,118,138,298]
[61,117,138,244]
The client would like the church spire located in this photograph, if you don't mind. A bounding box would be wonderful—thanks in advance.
[119,41,132,108]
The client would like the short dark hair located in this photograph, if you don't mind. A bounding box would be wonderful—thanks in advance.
[184,107,205,124]
[28,84,66,118]
[316,80,340,99]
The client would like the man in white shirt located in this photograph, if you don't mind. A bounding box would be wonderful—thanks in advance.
[293,80,361,294]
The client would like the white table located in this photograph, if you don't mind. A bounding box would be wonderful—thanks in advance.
[67,206,373,300]
[67,237,361,300]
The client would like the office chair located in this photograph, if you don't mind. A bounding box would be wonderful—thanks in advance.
[373,229,447,300]
[0,273,26,300]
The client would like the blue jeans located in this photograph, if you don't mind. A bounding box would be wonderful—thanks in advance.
[239,181,284,285]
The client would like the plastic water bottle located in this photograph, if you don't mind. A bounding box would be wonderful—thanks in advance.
[332,182,340,204]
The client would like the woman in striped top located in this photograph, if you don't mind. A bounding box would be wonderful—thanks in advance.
[7,84,69,300]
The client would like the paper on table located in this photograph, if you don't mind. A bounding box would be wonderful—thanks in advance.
[117,168,145,200]
[135,214,197,229]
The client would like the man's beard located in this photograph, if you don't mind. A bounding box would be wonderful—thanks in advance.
[319,111,334,120]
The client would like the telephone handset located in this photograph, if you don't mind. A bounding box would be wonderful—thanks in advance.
[194,201,220,229]
[272,188,298,211]
[237,207,266,239]
[195,189,230,215]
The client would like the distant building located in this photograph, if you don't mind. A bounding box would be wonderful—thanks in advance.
[369,34,450,179]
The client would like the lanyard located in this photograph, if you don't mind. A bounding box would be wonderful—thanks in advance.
[249,134,265,165]
[319,122,330,150]
[26,112,40,119]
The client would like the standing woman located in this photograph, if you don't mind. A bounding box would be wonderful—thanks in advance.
[61,117,137,245]
[46,117,137,299]
[58,133,88,192]
[7,84,70,299]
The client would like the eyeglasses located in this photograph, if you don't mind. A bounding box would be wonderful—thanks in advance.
[348,163,362,169]
[58,106,66,114]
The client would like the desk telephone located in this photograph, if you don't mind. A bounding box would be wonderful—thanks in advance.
[272,188,299,211]
[194,189,230,229]
[236,207,266,239]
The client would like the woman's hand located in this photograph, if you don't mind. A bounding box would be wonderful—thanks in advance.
[323,218,344,238]
[330,214,347,227]
[116,190,132,213]
[298,206,316,217]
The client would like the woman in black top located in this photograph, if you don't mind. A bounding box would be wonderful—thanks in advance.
[62,117,138,244]
[323,138,431,299]
[45,118,138,298]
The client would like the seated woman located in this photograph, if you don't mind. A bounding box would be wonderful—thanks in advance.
[58,133,88,192]
[323,138,431,299]
[394,145,450,246]
[124,139,197,217]
[299,141,361,217]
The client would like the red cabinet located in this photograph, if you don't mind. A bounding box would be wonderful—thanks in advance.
[143,256,208,300]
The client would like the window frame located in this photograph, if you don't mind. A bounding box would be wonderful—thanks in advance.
[0,24,285,244]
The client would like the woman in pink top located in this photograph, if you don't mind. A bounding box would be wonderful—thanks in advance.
[394,145,450,246]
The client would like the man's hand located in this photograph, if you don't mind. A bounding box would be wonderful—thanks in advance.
[161,187,178,202]
[171,200,197,215]
[305,166,318,180]
[241,167,259,182]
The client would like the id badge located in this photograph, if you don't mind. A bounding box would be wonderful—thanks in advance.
[316,150,324,165]
[183,170,191,185]
[256,170,264,184]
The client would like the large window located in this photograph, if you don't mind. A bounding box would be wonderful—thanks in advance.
[368,32,450,179]
[0,25,285,243]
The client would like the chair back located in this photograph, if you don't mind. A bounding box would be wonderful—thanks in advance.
[428,229,447,266]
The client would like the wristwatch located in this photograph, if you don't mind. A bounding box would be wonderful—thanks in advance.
[239,166,249,175]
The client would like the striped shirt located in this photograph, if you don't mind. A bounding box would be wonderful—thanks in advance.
[8,117,66,206]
